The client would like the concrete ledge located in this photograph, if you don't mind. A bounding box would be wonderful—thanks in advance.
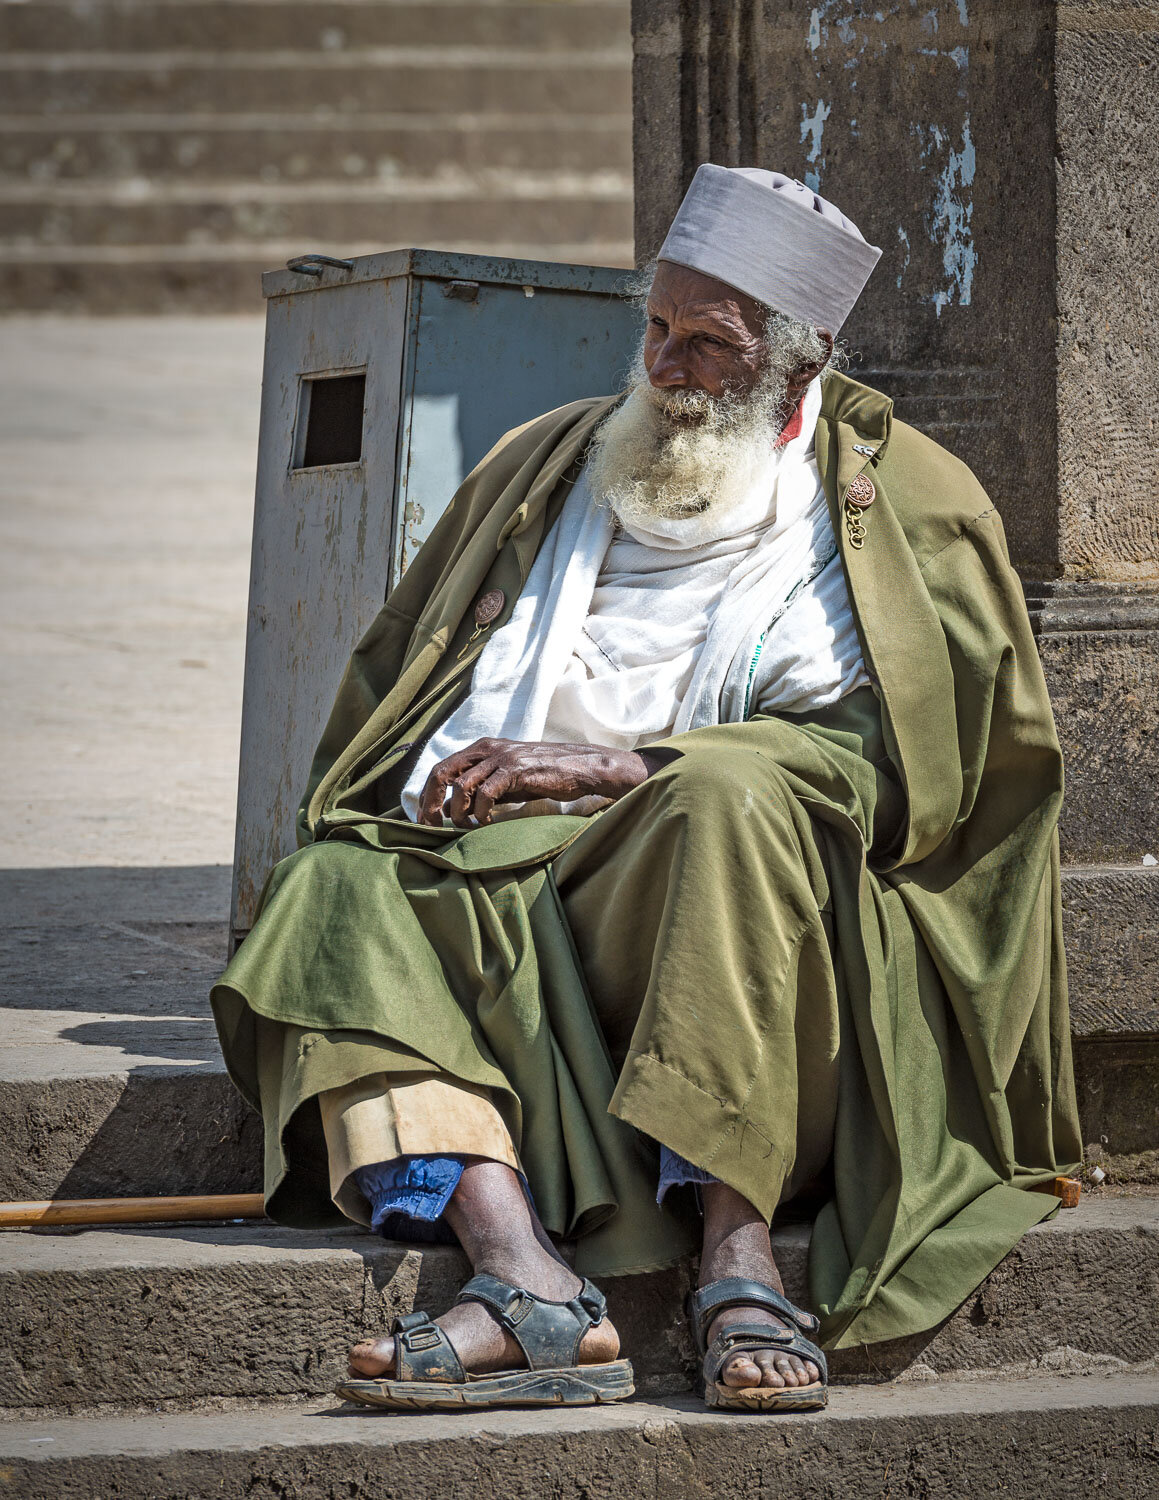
[0,60,632,119]
[0,1223,691,1410]
[2,1374,1157,1500]
[0,1073,262,1203]
[2,1195,1155,1411]
[1061,865,1159,1038]
[1075,1038,1159,1158]
[833,1192,1159,1381]
[0,249,636,314]
[0,1,633,54]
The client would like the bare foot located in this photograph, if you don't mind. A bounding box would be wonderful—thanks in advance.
[700,1181,821,1392]
[348,1160,619,1379]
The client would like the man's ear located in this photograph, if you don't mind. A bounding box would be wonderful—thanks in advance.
[787,328,835,399]
[801,328,834,381]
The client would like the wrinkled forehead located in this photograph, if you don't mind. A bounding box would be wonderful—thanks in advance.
[647,260,767,335]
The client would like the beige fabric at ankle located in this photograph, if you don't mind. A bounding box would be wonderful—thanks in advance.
[319,1072,521,1226]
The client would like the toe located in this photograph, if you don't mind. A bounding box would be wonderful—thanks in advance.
[348,1336,395,1378]
[765,1352,801,1387]
[785,1355,819,1387]
[747,1352,788,1389]
[720,1353,768,1389]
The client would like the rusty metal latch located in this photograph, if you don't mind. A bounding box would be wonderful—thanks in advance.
[286,254,356,277]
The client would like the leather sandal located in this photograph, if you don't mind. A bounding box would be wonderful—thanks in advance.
[689,1277,828,1412]
[336,1272,635,1411]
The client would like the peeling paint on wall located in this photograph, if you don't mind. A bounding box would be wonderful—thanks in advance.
[914,117,976,314]
[896,226,911,288]
[800,97,831,190]
[800,98,831,162]
[801,0,974,314]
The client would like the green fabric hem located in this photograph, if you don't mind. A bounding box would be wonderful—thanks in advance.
[610,1050,791,1224]
[822,1182,1061,1350]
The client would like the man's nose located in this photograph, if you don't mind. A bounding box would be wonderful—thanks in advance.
[647,338,693,389]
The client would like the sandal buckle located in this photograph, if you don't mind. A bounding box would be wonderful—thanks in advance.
[401,1327,442,1352]
[505,1291,535,1325]
[577,1283,607,1323]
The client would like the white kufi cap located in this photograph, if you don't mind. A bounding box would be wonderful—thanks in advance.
[658,164,882,333]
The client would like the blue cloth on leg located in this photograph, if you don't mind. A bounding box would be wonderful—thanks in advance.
[356,1149,714,1238]
[355,1156,538,1245]
[355,1155,466,1244]
[656,1145,718,1205]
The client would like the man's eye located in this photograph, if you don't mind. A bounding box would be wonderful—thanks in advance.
[698,335,724,348]
[649,317,667,330]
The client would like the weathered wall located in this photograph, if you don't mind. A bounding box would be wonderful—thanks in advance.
[632,0,1159,584]
[1055,3,1159,581]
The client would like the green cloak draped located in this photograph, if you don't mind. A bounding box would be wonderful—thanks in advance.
[212,371,1082,1351]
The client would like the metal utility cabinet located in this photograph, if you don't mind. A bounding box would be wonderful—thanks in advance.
[231,249,638,947]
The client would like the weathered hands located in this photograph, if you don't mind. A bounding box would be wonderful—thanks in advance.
[417,738,653,828]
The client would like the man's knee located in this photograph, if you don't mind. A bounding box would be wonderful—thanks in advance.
[645,744,792,825]
[264,838,372,909]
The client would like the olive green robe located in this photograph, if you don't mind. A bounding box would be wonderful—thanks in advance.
[212,371,1082,1351]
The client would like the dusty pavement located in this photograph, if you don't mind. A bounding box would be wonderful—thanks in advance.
[0,315,266,876]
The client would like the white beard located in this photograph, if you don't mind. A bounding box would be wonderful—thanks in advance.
[584,364,793,538]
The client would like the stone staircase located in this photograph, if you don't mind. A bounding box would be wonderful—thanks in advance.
[0,0,633,313]
[3,864,1158,1494]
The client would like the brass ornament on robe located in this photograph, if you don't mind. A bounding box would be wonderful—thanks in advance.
[458,589,506,658]
[844,473,875,550]
[475,589,506,627]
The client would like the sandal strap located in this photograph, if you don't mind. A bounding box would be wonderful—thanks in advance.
[702,1322,828,1390]
[689,1277,820,1356]
[389,1310,468,1384]
[456,1272,607,1370]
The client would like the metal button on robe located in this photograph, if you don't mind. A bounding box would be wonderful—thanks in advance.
[458,589,506,659]
[475,589,506,627]
[845,474,876,509]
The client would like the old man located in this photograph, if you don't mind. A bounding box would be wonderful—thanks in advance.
[212,166,1081,1415]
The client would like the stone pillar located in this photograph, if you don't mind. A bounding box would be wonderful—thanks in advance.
[632,0,1159,1161]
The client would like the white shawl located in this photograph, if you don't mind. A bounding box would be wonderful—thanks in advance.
[402,379,867,821]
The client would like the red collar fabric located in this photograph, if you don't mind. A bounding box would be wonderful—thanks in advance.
[774,398,805,450]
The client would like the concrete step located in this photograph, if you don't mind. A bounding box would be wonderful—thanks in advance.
[0,241,636,314]
[1063,864,1159,1159]
[0,52,631,117]
[3,1373,1158,1498]
[0,0,633,311]
[0,866,260,1202]
[0,175,632,250]
[0,114,632,184]
[2,1195,1156,1412]
[0,0,630,55]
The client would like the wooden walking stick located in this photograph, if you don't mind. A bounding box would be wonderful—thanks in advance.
[0,1194,266,1228]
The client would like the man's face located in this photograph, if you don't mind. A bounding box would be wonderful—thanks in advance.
[585,263,835,533]
[642,262,769,405]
